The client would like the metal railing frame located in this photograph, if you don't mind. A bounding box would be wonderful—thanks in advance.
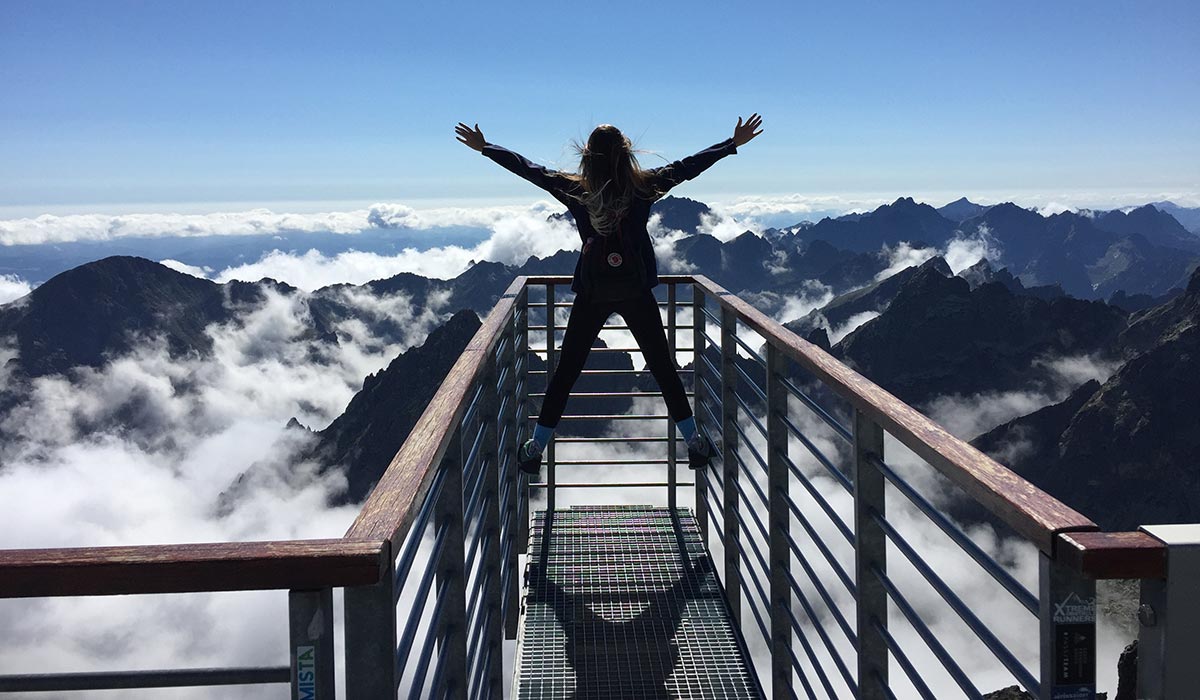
[0,274,1193,699]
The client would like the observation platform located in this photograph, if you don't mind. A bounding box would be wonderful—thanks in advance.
[515,506,761,699]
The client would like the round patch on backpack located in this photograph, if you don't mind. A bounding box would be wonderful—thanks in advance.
[606,252,623,267]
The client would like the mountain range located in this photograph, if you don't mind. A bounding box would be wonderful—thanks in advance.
[1,194,1198,532]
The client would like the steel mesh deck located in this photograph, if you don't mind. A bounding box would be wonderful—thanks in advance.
[514,506,762,699]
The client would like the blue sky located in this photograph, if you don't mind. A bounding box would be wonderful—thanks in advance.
[1,0,1197,212]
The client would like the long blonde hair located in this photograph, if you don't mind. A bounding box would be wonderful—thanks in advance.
[563,124,662,236]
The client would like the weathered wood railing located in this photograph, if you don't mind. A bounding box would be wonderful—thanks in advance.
[0,274,1195,699]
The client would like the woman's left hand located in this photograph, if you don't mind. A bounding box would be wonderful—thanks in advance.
[455,122,486,151]
[732,114,763,148]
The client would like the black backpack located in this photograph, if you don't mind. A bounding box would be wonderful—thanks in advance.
[584,222,644,302]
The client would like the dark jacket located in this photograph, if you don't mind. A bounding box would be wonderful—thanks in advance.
[480,137,738,298]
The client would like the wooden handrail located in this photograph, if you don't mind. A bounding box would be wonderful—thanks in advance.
[346,277,526,550]
[1057,531,1167,580]
[686,274,1099,554]
[0,539,387,598]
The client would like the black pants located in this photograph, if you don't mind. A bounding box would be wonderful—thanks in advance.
[538,290,693,428]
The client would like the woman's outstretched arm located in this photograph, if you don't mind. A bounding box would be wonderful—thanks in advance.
[650,113,764,194]
[455,122,575,203]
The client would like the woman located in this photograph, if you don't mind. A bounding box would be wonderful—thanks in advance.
[455,115,763,475]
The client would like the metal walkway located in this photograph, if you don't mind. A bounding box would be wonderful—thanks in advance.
[515,506,763,699]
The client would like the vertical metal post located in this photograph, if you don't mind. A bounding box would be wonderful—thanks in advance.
[545,283,556,514]
[517,288,531,559]
[693,285,708,540]
[1135,525,1200,699]
[765,344,792,697]
[853,409,888,699]
[719,303,741,623]
[1038,552,1097,700]
[436,426,468,700]
[478,356,505,698]
[289,588,335,700]
[343,543,396,699]
[506,290,526,637]
[667,282,678,511]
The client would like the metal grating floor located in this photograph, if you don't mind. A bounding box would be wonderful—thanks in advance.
[514,506,763,699]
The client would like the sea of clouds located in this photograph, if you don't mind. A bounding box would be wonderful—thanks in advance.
[0,197,1141,697]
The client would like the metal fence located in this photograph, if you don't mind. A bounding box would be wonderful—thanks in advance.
[0,274,1195,699]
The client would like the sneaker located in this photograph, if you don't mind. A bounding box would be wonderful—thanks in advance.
[686,432,714,470]
[517,438,543,475]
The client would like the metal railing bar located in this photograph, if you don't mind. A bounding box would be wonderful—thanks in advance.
[784,521,856,597]
[525,324,696,331]
[876,672,900,700]
[870,454,1039,616]
[467,625,494,700]
[405,579,450,699]
[462,425,488,484]
[698,363,721,398]
[527,413,670,421]
[461,382,486,434]
[527,391,694,399]
[733,393,769,443]
[784,568,859,694]
[526,345,696,354]
[699,455,725,495]
[0,667,290,692]
[779,412,853,493]
[552,436,684,443]
[734,561,774,651]
[395,520,450,672]
[527,481,695,489]
[732,476,771,558]
[698,346,721,380]
[734,362,768,403]
[871,563,986,700]
[462,522,492,592]
[527,368,693,376]
[784,604,849,700]
[729,329,767,366]
[699,329,722,353]
[786,641,820,700]
[781,453,855,545]
[551,458,671,466]
[698,304,722,327]
[465,603,493,686]
[732,426,771,492]
[430,642,454,700]
[779,374,853,443]
[494,365,511,397]
[462,455,492,530]
[873,616,937,700]
[785,548,858,649]
[393,468,448,600]
[731,448,770,511]
[696,372,720,410]
[698,397,723,440]
[869,508,1039,692]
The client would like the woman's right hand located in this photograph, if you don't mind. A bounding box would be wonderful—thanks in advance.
[732,114,763,148]
[455,122,487,151]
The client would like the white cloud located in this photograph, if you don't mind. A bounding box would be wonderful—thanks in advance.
[875,242,940,281]
[873,228,1003,284]
[697,211,758,242]
[0,274,33,304]
[208,213,580,291]
[159,258,213,279]
[0,201,565,246]
[827,310,880,344]
[0,283,453,696]
[776,281,835,324]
